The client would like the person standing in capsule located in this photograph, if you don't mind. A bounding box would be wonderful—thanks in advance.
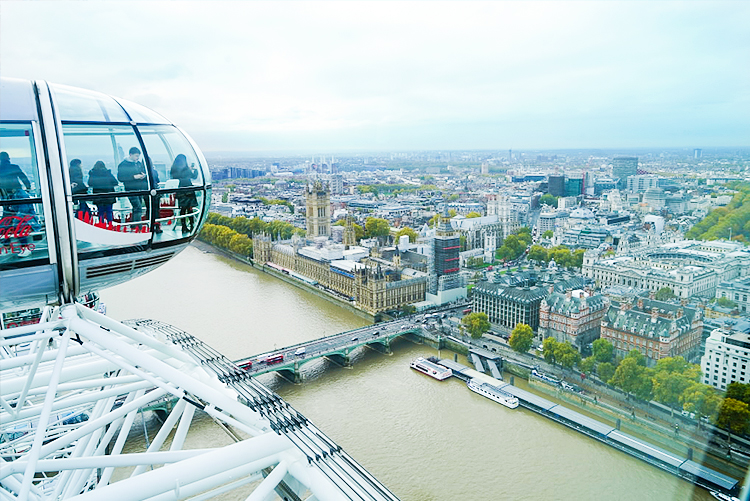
[170,154,198,233]
[117,147,148,225]
[68,159,90,217]
[88,161,118,224]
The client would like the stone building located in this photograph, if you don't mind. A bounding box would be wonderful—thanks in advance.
[600,296,702,366]
[539,289,609,351]
[253,235,427,315]
[702,326,750,390]
[472,270,590,337]
[582,240,750,300]
[472,282,548,335]
[716,276,750,315]
[485,194,520,239]
[305,180,331,238]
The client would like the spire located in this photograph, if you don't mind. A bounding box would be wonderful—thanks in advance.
[436,199,454,237]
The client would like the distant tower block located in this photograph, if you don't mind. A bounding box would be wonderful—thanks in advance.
[612,156,638,191]
[481,162,489,175]
[694,148,702,159]
[305,179,331,238]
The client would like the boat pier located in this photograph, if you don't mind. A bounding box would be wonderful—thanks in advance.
[436,359,740,497]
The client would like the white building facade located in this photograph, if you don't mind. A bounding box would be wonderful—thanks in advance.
[702,328,750,390]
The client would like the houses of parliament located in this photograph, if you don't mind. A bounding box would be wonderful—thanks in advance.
[253,180,427,316]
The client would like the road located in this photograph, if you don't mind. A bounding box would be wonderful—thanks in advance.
[236,304,468,374]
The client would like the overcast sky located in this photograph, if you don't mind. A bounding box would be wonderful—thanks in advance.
[2,1,748,153]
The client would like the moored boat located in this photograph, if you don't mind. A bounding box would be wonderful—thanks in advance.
[467,378,519,409]
[410,357,452,380]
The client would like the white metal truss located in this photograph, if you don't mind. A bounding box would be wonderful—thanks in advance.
[0,303,399,501]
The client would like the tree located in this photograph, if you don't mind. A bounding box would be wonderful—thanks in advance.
[400,304,417,316]
[540,194,558,207]
[462,312,491,339]
[571,249,585,268]
[625,349,647,367]
[466,211,482,218]
[655,287,676,301]
[509,323,534,353]
[716,398,750,435]
[394,226,418,243]
[555,341,582,370]
[652,371,695,410]
[542,230,554,239]
[221,192,229,203]
[597,362,616,383]
[726,382,750,405]
[334,219,364,241]
[579,356,596,375]
[592,339,614,364]
[364,217,390,241]
[717,296,738,309]
[542,337,558,364]
[681,383,722,422]
[610,357,653,400]
[528,245,548,263]
[653,356,700,380]
[548,246,572,268]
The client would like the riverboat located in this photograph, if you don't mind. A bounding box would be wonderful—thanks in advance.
[467,379,519,409]
[409,357,452,380]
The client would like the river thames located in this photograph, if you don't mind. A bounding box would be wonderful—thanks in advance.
[99,244,712,500]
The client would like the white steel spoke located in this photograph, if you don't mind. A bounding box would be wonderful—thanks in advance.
[169,401,195,452]
[14,333,52,418]
[0,304,399,500]
[20,331,69,499]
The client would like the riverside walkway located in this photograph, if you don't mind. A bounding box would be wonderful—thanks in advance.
[442,359,740,497]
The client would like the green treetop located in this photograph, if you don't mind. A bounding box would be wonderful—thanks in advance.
[461,312,491,339]
[509,323,534,353]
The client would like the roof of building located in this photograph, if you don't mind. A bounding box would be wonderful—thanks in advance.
[604,297,699,339]
[543,291,608,315]
[473,282,548,303]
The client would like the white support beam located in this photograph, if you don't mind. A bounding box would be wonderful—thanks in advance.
[72,433,290,501]
[20,332,70,499]
[5,450,213,474]
[131,399,187,477]
[245,460,288,501]
[169,401,195,452]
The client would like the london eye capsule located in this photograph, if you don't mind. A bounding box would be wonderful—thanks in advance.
[0,78,211,311]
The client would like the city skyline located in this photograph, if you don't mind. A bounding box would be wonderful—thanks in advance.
[2,1,748,153]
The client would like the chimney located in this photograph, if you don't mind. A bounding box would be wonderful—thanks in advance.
[648,291,655,300]
[637,298,644,310]
[651,307,658,321]
[566,289,572,299]
[677,308,683,318]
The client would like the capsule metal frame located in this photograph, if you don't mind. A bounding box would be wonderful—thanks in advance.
[0,78,211,311]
